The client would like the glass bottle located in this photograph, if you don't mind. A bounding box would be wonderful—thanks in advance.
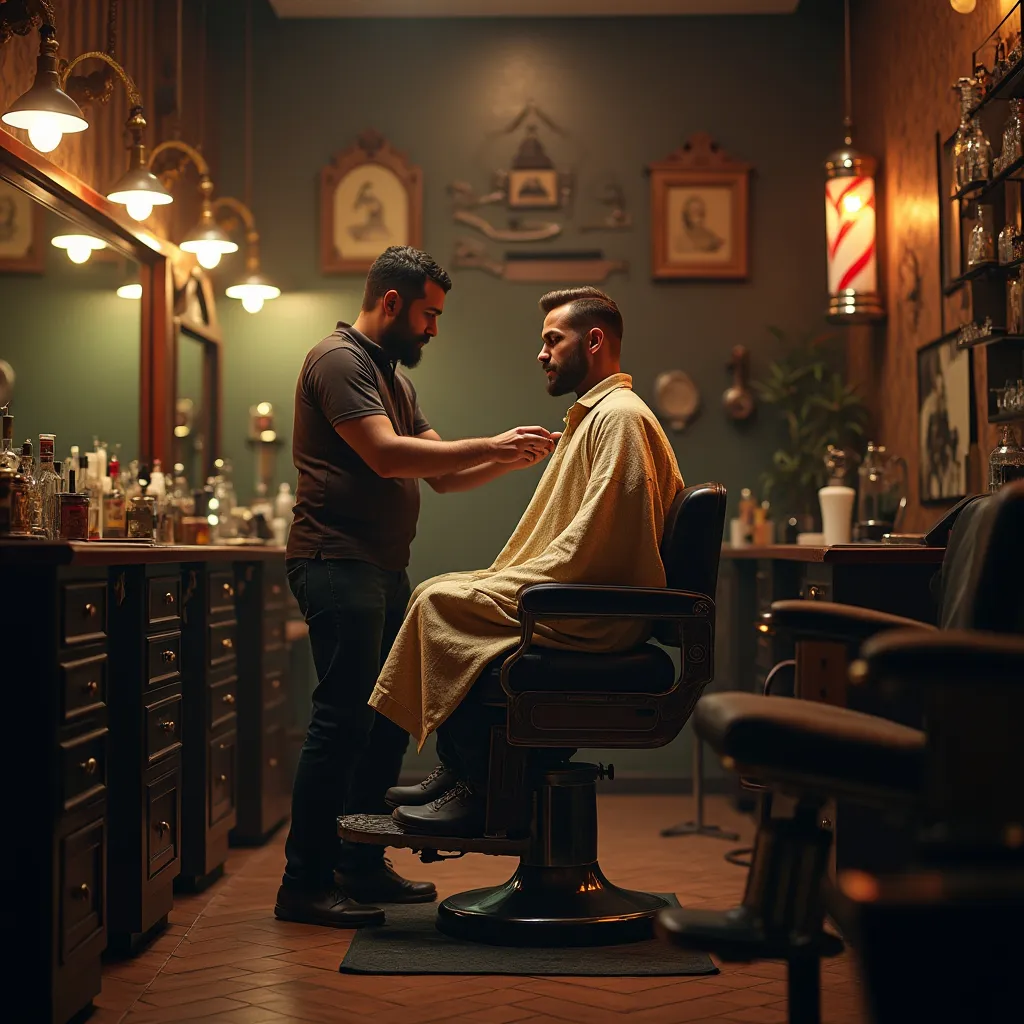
[36,433,62,539]
[996,98,1024,175]
[968,203,996,266]
[1008,271,1024,334]
[988,425,1024,491]
[953,78,993,191]
[0,405,18,472]
[103,455,127,538]
[17,440,39,534]
[998,223,1018,264]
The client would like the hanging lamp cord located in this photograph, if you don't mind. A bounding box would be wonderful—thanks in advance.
[843,0,853,145]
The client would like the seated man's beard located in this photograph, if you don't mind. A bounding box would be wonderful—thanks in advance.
[546,341,589,397]
[380,311,429,368]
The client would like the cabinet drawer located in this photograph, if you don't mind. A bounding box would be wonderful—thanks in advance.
[60,652,107,722]
[60,817,105,963]
[209,676,238,730]
[147,631,181,688]
[209,571,236,615]
[62,581,107,646]
[803,582,831,601]
[147,767,180,879]
[263,668,285,707]
[146,694,182,763]
[263,614,285,651]
[209,731,236,826]
[60,727,107,812]
[148,575,181,628]
[263,722,285,806]
[209,619,237,669]
[264,567,287,609]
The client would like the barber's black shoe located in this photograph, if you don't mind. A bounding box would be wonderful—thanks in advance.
[273,885,385,928]
[335,858,437,904]
[393,781,485,838]
[385,764,458,808]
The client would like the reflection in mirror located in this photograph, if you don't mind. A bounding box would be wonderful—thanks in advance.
[0,177,141,489]
[175,332,205,487]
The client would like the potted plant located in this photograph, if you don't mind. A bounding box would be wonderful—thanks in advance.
[754,326,869,530]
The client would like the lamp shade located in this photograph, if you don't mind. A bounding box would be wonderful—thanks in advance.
[107,165,173,222]
[1,46,88,153]
[51,233,107,264]
[180,216,238,270]
[225,271,281,314]
[824,145,884,323]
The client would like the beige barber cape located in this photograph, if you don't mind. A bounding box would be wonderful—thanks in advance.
[368,373,685,749]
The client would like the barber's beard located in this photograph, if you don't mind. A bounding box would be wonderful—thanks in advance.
[380,312,429,368]
[546,340,589,397]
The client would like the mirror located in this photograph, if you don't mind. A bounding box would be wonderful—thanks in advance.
[0,176,142,473]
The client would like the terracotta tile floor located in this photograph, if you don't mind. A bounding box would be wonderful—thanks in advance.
[92,796,869,1024]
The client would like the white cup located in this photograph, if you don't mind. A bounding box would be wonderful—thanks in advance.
[729,517,749,547]
[818,485,855,545]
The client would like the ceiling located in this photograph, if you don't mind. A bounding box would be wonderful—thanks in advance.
[269,1,800,17]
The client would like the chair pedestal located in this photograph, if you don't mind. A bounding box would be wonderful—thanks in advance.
[438,763,669,946]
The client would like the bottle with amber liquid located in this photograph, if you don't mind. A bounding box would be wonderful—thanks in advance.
[103,455,127,538]
[36,433,62,539]
[0,405,19,472]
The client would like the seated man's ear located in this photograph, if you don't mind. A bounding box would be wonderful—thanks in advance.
[383,288,403,319]
[587,326,605,354]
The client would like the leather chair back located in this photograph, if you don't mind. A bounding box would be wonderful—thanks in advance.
[654,481,728,646]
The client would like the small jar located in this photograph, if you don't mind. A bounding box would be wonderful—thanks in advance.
[179,515,211,545]
[126,494,156,540]
[58,491,90,541]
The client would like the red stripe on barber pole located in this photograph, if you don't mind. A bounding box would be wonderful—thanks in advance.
[837,240,876,292]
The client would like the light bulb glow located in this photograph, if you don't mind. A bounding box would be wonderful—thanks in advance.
[842,193,863,214]
[226,280,281,314]
[116,283,142,299]
[51,234,107,264]
[950,0,977,12]
[195,245,223,270]
[27,115,63,153]
[242,293,265,314]
[124,195,155,221]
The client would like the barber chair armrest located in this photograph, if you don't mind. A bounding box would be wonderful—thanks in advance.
[767,600,935,645]
[518,583,712,620]
[858,628,1024,685]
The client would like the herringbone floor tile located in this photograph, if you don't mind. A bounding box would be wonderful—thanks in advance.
[95,796,868,1023]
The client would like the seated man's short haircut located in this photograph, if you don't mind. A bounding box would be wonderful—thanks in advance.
[362,245,453,310]
[538,287,623,341]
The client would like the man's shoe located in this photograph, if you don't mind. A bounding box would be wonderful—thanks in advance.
[385,764,458,808]
[273,885,385,928]
[393,781,485,838]
[335,858,437,904]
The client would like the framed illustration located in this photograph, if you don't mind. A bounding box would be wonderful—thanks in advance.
[507,168,561,210]
[648,133,751,280]
[0,178,45,273]
[917,332,975,505]
[320,129,422,274]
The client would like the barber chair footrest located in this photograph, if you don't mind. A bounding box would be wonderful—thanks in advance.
[656,906,843,962]
[338,814,528,858]
[438,862,669,947]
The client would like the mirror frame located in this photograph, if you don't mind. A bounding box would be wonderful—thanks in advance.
[0,129,174,465]
[173,269,222,483]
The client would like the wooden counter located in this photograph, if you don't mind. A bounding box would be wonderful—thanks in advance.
[0,539,287,565]
[721,543,945,564]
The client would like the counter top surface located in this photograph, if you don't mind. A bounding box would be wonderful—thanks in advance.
[721,543,945,564]
[0,539,287,566]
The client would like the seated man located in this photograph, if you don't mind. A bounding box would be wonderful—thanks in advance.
[368,287,685,835]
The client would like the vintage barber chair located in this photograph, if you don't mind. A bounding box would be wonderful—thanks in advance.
[657,481,1024,1024]
[339,481,727,945]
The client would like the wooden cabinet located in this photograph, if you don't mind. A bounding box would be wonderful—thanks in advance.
[107,566,183,951]
[5,564,109,1024]
[230,559,291,845]
[177,563,239,889]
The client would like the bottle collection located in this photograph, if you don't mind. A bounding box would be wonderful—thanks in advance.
[0,404,295,545]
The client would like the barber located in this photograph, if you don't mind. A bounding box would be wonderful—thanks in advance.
[275,246,557,927]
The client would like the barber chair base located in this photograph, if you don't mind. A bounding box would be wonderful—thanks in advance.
[338,813,529,858]
[438,863,669,947]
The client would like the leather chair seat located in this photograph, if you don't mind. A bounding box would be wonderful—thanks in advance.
[477,642,676,696]
[695,693,925,798]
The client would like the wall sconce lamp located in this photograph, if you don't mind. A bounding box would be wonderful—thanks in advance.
[148,140,238,269]
[212,196,281,314]
[51,233,106,264]
[824,0,884,324]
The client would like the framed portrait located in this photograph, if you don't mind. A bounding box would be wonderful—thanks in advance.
[648,133,751,280]
[320,129,423,274]
[917,333,975,505]
[507,168,560,209]
[0,178,44,273]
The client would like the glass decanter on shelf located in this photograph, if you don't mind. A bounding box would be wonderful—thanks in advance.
[1007,270,1024,333]
[952,78,993,192]
[989,425,1024,491]
[967,203,996,266]
[998,223,1019,264]
[995,98,1024,175]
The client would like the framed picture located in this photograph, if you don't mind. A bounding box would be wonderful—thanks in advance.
[320,129,423,274]
[0,178,44,273]
[648,133,751,280]
[917,333,975,505]
[507,168,560,209]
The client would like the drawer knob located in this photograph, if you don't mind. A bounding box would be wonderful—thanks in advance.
[83,680,99,697]
[162,650,177,664]
[272,584,282,595]
[83,602,98,618]
[160,719,176,732]
[73,883,90,900]
[80,757,98,775]
[268,757,278,768]
[164,592,175,605]
[218,773,227,782]
[270,678,281,690]
[807,585,824,600]
[155,820,171,835]
[222,583,235,598]
[221,637,234,650]
[222,693,235,705]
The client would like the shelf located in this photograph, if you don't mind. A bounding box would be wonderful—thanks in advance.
[969,55,1024,120]
[956,328,1024,350]
[942,257,1024,296]
[954,153,1024,203]
[989,409,1024,424]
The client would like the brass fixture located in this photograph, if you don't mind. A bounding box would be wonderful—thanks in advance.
[148,139,238,269]
[213,196,281,314]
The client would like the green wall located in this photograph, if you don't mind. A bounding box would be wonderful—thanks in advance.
[208,5,843,780]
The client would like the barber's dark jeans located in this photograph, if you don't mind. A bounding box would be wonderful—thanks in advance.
[283,556,411,890]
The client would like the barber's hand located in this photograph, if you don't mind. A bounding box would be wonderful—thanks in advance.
[490,426,556,465]
[512,430,562,469]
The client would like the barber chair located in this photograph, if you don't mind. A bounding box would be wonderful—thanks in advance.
[657,481,1024,1024]
[339,481,727,946]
